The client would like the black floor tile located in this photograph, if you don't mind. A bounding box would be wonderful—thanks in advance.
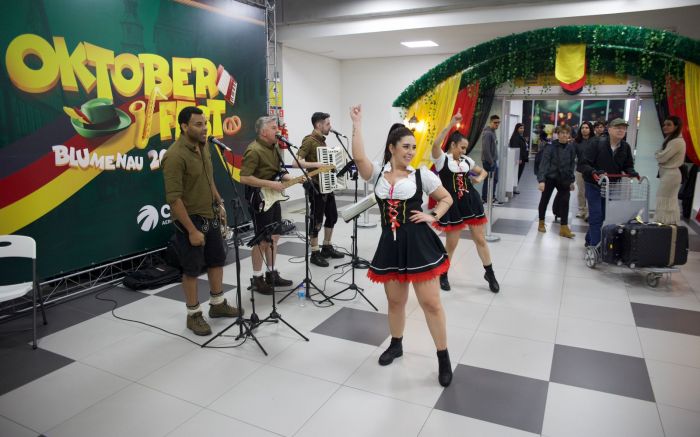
[0,304,96,346]
[156,278,236,304]
[275,241,308,257]
[63,286,148,316]
[0,345,73,395]
[224,245,252,264]
[631,302,700,336]
[549,344,655,402]
[311,307,388,346]
[689,234,700,252]
[434,364,548,435]
[491,218,533,235]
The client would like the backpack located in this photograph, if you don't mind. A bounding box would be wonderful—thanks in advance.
[122,263,181,290]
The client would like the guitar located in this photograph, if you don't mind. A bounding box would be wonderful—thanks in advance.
[259,165,335,212]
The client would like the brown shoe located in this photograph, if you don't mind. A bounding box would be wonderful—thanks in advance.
[251,276,274,295]
[266,270,293,287]
[186,312,212,336]
[559,225,575,239]
[538,220,546,233]
[208,298,243,318]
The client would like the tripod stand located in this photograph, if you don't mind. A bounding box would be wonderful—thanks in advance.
[246,224,309,342]
[202,141,267,355]
[319,132,377,310]
[277,141,332,305]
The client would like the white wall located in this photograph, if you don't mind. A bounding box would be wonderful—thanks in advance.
[281,46,342,200]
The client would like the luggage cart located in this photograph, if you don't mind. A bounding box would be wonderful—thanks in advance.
[583,174,679,288]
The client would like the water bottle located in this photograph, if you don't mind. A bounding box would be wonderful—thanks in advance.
[297,283,306,307]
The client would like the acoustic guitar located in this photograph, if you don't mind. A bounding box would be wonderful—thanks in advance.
[258,165,335,212]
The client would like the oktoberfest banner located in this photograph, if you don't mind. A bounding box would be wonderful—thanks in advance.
[0,0,267,280]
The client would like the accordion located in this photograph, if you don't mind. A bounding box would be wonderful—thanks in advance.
[316,146,347,194]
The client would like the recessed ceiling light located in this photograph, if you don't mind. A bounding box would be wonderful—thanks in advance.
[401,40,438,48]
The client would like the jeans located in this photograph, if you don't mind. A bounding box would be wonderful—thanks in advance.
[584,182,606,246]
[481,162,499,202]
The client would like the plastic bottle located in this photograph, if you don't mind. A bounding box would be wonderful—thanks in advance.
[297,283,306,307]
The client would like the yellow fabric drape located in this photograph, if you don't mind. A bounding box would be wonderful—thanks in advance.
[555,44,586,84]
[406,72,461,169]
[684,62,700,161]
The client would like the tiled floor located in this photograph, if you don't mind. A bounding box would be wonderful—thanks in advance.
[1,166,700,437]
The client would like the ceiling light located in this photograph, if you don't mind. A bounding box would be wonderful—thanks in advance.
[401,40,438,48]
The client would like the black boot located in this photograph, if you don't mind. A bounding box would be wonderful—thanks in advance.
[320,244,345,259]
[265,270,293,287]
[439,273,451,291]
[310,251,329,267]
[437,349,453,387]
[483,264,500,293]
[378,337,403,366]
[251,276,273,295]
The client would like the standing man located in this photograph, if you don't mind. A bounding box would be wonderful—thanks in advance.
[162,106,242,336]
[293,112,345,267]
[580,118,638,247]
[594,120,607,138]
[481,115,502,205]
[240,116,295,294]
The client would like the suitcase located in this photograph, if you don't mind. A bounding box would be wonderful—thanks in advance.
[620,223,689,268]
[601,224,624,265]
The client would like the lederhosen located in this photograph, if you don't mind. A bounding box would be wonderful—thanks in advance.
[367,168,449,283]
[433,155,487,232]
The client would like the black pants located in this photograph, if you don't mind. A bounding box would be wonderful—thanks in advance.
[481,163,498,202]
[538,178,571,225]
[517,162,526,182]
[309,187,338,238]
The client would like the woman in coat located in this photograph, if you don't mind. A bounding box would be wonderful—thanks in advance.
[654,116,686,224]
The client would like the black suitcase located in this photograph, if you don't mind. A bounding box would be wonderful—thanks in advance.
[601,224,624,265]
[620,223,689,268]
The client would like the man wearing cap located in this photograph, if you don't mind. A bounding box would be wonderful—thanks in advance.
[579,118,638,247]
[162,106,243,336]
[292,112,345,267]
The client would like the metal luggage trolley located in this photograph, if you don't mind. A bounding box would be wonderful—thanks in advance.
[583,174,679,287]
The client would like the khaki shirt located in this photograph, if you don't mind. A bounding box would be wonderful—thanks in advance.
[240,138,282,181]
[162,135,216,218]
[298,131,326,183]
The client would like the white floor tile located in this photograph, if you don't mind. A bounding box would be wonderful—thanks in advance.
[646,360,700,412]
[82,330,195,380]
[501,269,564,292]
[166,409,278,437]
[46,383,200,437]
[459,331,554,380]
[209,365,338,436]
[0,416,40,437]
[563,274,629,302]
[638,328,700,368]
[215,325,303,364]
[104,295,184,328]
[556,315,643,357]
[344,350,447,407]
[409,299,489,331]
[139,348,261,407]
[38,316,143,360]
[560,294,635,326]
[541,383,664,437]
[478,306,559,343]
[379,316,475,362]
[420,409,539,437]
[657,404,700,437]
[627,284,700,311]
[490,285,562,317]
[269,333,376,383]
[296,386,431,437]
[0,362,129,433]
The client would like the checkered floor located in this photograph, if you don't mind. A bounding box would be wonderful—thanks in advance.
[1,173,700,437]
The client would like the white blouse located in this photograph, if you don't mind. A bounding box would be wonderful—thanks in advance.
[368,161,441,200]
[431,151,476,173]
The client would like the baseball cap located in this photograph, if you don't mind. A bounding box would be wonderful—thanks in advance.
[608,118,629,127]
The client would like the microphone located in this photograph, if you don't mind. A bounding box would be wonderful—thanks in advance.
[330,129,347,138]
[275,133,296,148]
[208,136,232,152]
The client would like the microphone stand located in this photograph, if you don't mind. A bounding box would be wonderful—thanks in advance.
[319,132,377,311]
[277,139,332,306]
[202,141,267,355]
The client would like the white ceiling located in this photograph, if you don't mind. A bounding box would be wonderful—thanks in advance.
[277,0,700,59]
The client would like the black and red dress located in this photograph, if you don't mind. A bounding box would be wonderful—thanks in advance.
[432,152,487,232]
[367,163,449,283]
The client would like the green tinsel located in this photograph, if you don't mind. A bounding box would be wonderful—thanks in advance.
[394,25,699,108]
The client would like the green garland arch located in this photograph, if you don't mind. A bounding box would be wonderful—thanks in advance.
[393,25,700,108]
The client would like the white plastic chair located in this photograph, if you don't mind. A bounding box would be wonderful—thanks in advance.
[0,235,47,349]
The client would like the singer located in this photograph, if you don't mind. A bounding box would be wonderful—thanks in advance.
[349,104,455,387]
[239,116,295,294]
[430,113,500,293]
[292,112,344,267]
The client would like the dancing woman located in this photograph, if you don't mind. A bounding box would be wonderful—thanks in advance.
[349,104,454,387]
[431,113,500,293]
